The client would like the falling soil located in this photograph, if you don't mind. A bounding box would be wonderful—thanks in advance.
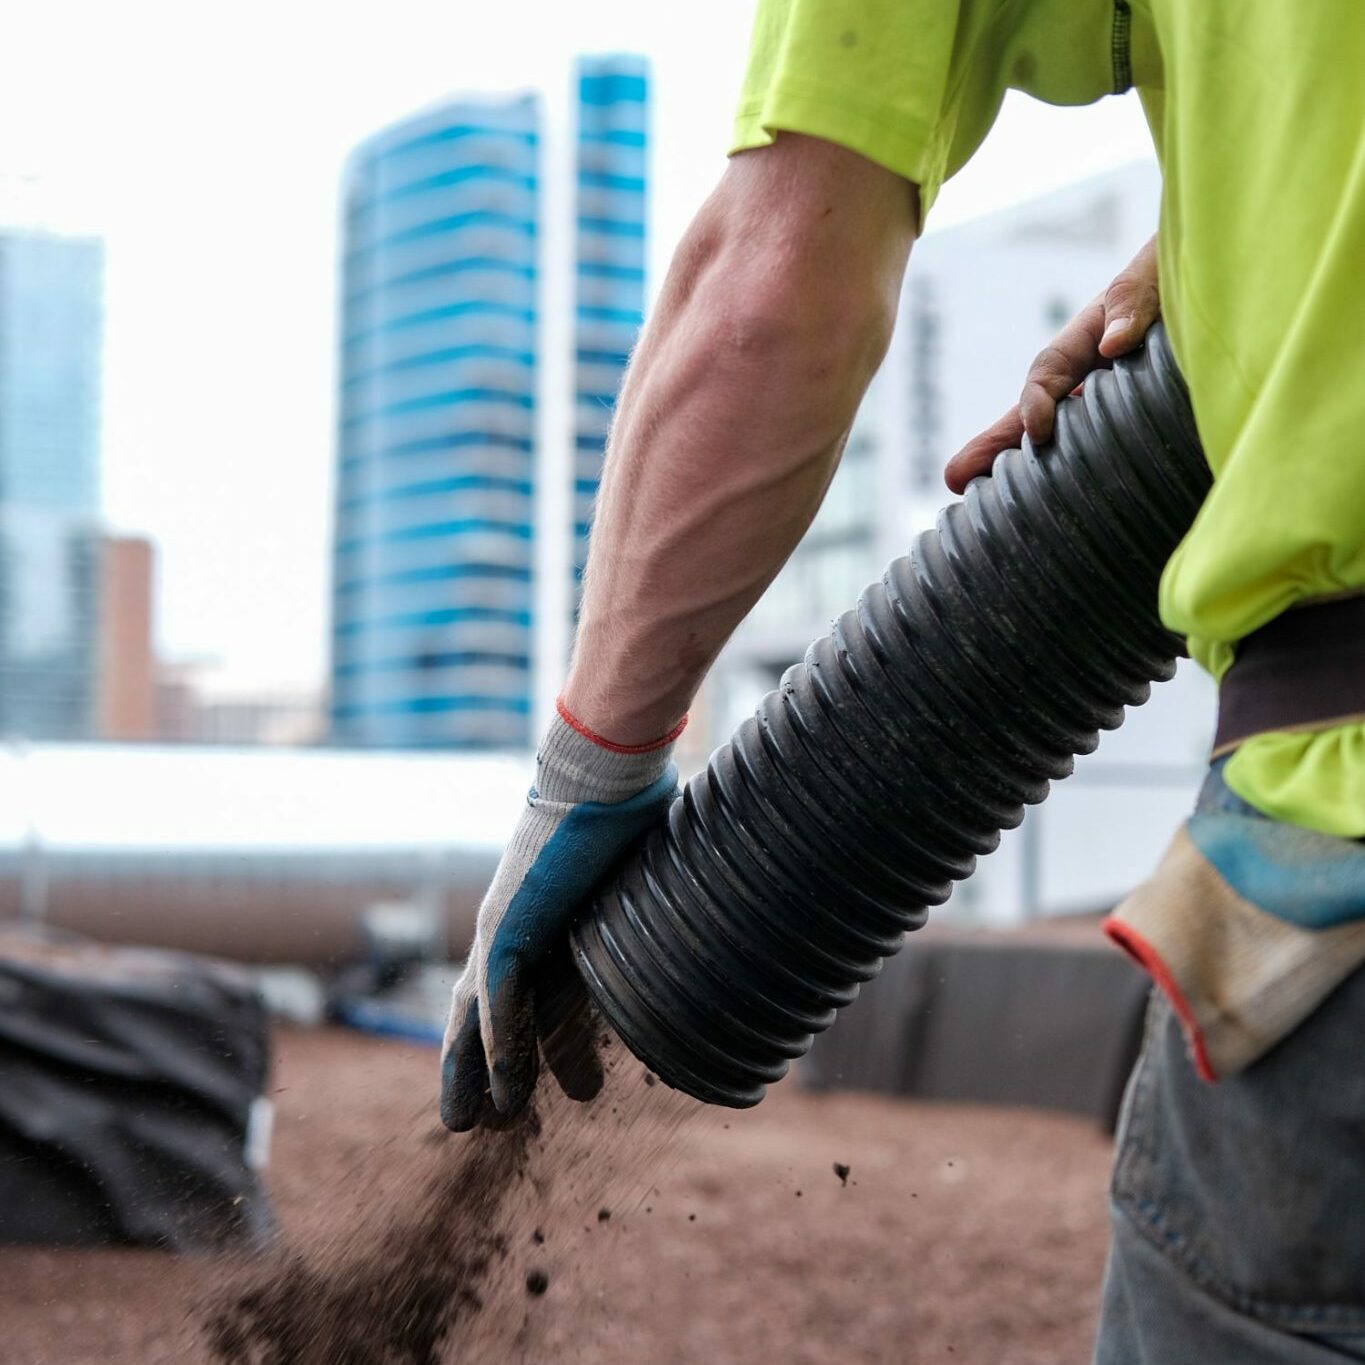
[204,1115,536,1364]
[203,1033,701,1364]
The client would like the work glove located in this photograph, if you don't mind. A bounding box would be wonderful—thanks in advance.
[440,704,681,1131]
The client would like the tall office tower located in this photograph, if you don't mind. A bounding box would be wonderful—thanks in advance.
[331,58,650,750]
[332,96,540,749]
[0,227,104,739]
[570,55,648,598]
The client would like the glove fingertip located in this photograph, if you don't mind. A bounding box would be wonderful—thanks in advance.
[489,1052,538,1119]
[534,948,605,1103]
[440,1007,496,1133]
[547,1037,605,1105]
[487,969,540,1119]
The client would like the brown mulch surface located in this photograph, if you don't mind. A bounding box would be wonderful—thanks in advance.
[1,1027,1114,1364]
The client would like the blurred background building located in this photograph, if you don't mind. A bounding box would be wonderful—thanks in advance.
[330,54,649,750]
[331,92,540,751]
[94,534,155,741]
[571,55,647,600]
[0,226,104,740]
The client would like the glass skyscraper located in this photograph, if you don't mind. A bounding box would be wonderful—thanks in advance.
[332,96,540,749]
[0,228,103,739]
[572,56,648,595]
[331,57,649,749]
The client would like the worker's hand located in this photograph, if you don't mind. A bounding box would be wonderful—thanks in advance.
[440,704,680,1131]
[944,235,1159,494]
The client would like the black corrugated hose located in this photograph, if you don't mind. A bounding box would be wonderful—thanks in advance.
[570,321,1210,1108]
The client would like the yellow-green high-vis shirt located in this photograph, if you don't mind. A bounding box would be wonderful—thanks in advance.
[731,0,1365,836]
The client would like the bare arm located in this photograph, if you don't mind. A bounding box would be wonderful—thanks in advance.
[562,133,920,745]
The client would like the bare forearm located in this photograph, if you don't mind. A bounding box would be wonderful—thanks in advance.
[566,276,869,743]
[563,135,918,745]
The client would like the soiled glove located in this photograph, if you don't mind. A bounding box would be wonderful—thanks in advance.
[440,705,680,1131]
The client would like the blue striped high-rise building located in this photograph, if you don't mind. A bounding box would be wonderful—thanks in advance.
[572,56,648,596]
[332,96,540,749]
[331,60,649,750]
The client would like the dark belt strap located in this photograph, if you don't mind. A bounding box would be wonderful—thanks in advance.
[1212,596,1365,756]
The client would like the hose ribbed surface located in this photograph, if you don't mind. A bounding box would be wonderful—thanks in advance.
[570,322,1210,1107]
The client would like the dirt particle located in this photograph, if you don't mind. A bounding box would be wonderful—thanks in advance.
[688,1214,696,1222]
[643,1072,657,1087]
[597,1208,611,1223]
[795,1190,803,1198]
[525,1268,549,1297]
[833,1163,850,1187]
[531,1228,545,1245]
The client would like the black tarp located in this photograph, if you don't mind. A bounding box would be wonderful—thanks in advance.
[0,926,273,1250]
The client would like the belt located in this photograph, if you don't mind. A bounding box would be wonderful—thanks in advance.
[1212,596,1365,757]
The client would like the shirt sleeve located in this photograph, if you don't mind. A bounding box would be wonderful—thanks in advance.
[730,0,1125,220]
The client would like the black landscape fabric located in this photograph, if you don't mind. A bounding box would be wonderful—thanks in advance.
[0,926,273,1250]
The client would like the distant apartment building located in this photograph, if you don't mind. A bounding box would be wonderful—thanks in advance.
[331,56,650,749]
[95,535,156,741]
[0,227,103,739]
[154,663,324,747]
[709,162,1217,921]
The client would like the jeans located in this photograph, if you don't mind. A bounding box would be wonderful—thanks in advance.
[1094,978,1365,1363]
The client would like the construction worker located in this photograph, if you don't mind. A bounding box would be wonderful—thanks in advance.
[444,4,1365,1360]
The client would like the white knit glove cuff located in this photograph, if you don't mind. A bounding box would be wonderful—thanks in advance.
[536,700,685,805]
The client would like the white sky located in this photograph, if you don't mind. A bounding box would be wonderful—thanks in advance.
[0,0,1156,692]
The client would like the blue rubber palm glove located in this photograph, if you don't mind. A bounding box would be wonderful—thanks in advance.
[440,705,681,1131]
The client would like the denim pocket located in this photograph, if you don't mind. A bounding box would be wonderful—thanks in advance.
[1112,979,1365,1336]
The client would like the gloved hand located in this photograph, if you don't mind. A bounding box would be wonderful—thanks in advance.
[440,703,681,1131]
